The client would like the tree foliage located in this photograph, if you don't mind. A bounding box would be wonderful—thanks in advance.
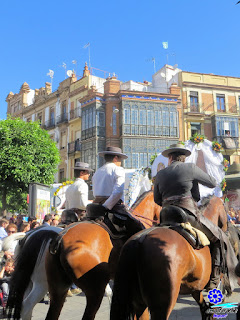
[0,117,61,213]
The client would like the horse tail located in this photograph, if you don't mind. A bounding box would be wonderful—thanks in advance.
[7,228,61,320]
[110,237,141,320]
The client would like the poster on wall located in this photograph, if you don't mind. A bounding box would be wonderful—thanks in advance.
[29,183,51,222]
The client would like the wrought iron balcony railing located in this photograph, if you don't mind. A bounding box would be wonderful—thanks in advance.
[68,139,81,154]
[56,113,68,125]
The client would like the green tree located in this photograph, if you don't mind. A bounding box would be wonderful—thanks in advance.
[0,117,61,213]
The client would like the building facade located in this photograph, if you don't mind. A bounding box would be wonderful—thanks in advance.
[6,64,183,181]
[179,71,240,164]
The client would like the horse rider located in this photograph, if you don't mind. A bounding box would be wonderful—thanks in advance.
[154,142,224,289]
[90,146,144,234]
[65,162,93,223]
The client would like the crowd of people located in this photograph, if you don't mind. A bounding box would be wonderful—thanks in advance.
[228,207,240,225]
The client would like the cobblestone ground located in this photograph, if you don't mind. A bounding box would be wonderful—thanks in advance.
[0,288,236,320]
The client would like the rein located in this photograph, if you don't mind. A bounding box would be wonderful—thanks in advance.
[129,209,157,227]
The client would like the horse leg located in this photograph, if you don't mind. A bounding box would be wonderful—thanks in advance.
[192,291,213,320]
[22,280,47,320]
[75,270,110,320]
[45,252,72,320]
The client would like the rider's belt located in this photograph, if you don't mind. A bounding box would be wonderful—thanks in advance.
[164,195,191,201]
[93,196,109,204]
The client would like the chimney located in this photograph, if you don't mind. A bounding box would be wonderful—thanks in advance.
[104,75,120,95]
[170,82,180,96]
[45,82,52,95]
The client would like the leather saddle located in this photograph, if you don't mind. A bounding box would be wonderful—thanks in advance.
[86,203,128,235]
[159,205,204,250]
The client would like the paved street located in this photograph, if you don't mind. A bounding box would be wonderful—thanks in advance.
[19,288,239,319]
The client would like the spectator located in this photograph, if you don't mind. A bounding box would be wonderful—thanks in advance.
[0,219,9,241]
[0,257,14,304]
[51,218,59,227]
[20,222,30,233]
[42,214,53,226]
[28,217,37,228]
[31,221,40,229]
[16,215,23,232]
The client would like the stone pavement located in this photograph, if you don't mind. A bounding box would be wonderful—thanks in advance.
[26,288,239,319]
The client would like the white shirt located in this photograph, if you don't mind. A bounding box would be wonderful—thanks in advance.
[92,162,125,210]
[65,178,91,210]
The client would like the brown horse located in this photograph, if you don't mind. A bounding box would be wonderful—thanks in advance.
[110,196,229,320]
[44,190,160,320]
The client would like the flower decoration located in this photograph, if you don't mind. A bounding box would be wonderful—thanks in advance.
[190,133,205,144]
[53,180,74,196]
[221,178,227,192]
[212,141,222,153]
[207,288,223,305]
[222,158,229,172]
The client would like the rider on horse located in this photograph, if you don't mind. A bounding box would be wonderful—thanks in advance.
[88,146,144,234]
[154,143,223,289]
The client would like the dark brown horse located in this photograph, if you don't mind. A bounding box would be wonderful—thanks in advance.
[44,190,160,320]
[110,196,229,320]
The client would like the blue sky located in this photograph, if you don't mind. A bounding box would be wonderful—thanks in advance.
[0,0,240,120]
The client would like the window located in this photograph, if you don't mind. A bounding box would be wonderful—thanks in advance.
[122,103,178,138]
[190,91,199,112]
[112,106,117,136]
[59,169,64,182]
[37,112,42,125]
[216,94,225,112]
[61,132,67,149]
[190,122,201,136]
[123,137,179,169]
[50,107,55,126]
[214,116,238,137]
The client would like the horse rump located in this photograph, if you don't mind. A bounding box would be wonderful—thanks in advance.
[6,228,60,320]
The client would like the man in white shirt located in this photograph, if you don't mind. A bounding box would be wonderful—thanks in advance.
[65,162,93,218]
[91,146,144,234]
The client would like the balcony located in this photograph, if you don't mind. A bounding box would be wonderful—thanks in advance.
[56,113,68,125]
[43,119,55,129]
[69,107,81,121]
[213,136,239,149]
[68,139,81,154]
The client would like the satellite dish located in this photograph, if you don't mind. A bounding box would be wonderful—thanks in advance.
[67,70,73,77]
[160,72,166,78]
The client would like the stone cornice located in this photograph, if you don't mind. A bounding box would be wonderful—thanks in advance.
[182,82,240,92]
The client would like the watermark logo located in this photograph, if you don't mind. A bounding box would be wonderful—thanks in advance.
[206,289,238,318]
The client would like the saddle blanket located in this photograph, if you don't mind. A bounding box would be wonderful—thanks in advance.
[181,222,210,246]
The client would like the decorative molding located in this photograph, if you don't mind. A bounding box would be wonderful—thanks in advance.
[121,94,178,102]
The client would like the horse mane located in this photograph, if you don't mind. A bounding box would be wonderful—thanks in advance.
[131,190,153,209]
[198,195,215,213]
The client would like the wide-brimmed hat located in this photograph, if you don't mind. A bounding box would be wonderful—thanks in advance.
[162,143,191,158]
[98,146,128,159]
[73,162,93,172]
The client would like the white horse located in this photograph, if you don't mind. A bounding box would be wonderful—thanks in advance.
[6,225,113,320]
[6,226,62,320]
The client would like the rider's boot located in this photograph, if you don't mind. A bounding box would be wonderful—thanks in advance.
[208,241,221,289]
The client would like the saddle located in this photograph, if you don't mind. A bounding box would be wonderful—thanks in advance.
[159,205,209,250]
[86,203,128,236]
